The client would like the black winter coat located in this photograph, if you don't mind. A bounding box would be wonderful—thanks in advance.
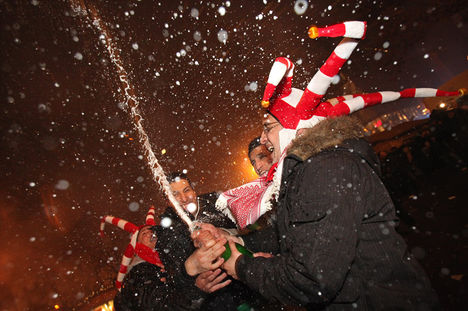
[155,193,263,310]
[236,117,439,310]
[114,261,176,311]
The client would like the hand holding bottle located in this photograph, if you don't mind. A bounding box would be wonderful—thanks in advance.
[185,230,227,276]
[222,240,242,279]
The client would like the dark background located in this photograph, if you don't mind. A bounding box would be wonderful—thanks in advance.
[1,0,467,309]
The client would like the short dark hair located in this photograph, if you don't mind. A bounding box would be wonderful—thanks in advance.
[248,136,262,157]
[167,171,193,188]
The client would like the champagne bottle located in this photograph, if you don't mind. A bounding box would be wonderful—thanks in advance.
[237,302,253,311]
[222,241,254,261]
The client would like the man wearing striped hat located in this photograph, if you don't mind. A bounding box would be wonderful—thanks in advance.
[206,21,462,310]
[113,225,170,311]
[100,207,177,310]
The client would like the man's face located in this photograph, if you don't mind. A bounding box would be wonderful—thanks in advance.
[169,178,198,214]
[249,144,273,176]
[138,225,157,249]
[260,114,283,163]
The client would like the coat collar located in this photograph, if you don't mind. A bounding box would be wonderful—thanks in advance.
[287,116,364,161]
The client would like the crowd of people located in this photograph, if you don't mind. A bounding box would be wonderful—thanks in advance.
[379,107,468,226]
[102,21,466,310]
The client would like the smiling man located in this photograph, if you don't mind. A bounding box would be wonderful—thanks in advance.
[220,100,439,311]
[216,21,440,310]
[154,172,263,310]
[260,116,283,162]
[214,137,275,230]
[248,136,273,177]
[167,173,199,215]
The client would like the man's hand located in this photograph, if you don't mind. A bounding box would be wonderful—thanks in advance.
[194,223,244,245]
[221,240,242,279]
[185,236,227,276]
[222,242,274,279]
[192,229,216,248]
[195,269,231,293]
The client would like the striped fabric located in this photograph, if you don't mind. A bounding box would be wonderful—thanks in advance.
[100,205,162,290]
[262,21,463,131]
[320,88,462,117]
[262,21,367,130]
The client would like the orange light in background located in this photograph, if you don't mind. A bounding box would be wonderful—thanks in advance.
[54,305,60,310]
[240,157,258,182]
[92,300,114,311]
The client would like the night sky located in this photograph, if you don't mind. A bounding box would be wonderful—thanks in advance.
[1,0,467,309]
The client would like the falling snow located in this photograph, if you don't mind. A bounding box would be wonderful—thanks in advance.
[1,1,466,309]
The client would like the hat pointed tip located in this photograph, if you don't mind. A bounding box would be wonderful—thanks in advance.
[308,26,319,39]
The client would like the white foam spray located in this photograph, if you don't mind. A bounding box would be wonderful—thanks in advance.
[70,1,193,230]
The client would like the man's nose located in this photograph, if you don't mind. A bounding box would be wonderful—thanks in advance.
[180,193,188,203]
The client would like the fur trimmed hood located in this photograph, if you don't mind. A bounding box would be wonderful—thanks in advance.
[287,116,364,161]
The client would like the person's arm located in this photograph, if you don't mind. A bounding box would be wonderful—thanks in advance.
[240,224,280,254]
[226,154,364,306]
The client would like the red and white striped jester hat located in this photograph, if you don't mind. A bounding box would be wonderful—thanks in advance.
[261,21,465,154]
[100,205,163,290]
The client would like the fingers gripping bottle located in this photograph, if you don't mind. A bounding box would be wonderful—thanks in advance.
[221,240,254,261]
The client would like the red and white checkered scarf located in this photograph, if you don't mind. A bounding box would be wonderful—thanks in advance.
[216,152,286,229]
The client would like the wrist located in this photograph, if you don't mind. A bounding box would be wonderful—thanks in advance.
[233,254,243,279]
[185,258,198,276]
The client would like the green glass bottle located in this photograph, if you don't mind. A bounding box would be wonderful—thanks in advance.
[237,302,253,311]
[222,242,254,261]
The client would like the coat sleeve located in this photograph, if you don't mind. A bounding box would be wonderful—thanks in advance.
[241,224,280,254]
[236,153,366,306]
